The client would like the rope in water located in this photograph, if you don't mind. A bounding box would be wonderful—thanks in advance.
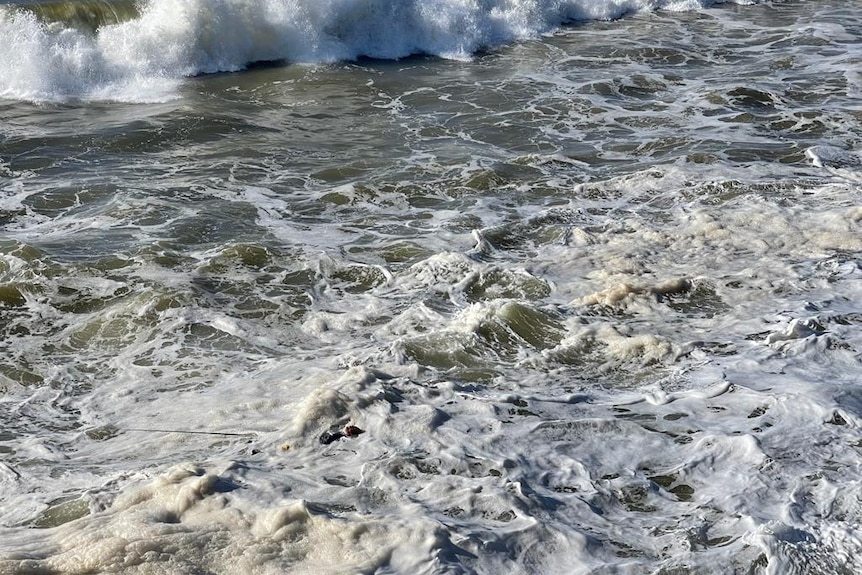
[125,428,256,437]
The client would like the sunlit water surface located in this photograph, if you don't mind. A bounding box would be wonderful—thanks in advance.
[0,1,861,573]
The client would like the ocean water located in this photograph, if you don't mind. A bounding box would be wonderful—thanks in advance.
[0,0,861,573]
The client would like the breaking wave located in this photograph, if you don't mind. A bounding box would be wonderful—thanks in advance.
[0,0,759,102]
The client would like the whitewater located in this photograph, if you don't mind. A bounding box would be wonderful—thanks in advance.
[2,0,769,102]
[0,0,861,573]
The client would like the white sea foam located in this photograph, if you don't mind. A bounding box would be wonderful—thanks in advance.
[1,0,760,102]
[1,153,859,574]
[0,462,447,574]
[1,1,861,572]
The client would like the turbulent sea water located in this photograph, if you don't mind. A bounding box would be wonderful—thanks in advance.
[0,0,861,573]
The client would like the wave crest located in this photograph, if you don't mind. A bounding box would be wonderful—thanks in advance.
[0,0,758,102]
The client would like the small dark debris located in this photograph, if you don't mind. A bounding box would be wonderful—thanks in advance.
[828,412,847,426]
[320,425,366,445]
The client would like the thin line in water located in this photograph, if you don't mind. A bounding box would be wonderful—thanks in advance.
[125,428,257,437]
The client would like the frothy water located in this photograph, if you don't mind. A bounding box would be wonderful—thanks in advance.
[1,0,862,573]
[1,0,760,102]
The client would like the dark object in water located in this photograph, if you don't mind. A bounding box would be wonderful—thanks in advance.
[320,425,365,445]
